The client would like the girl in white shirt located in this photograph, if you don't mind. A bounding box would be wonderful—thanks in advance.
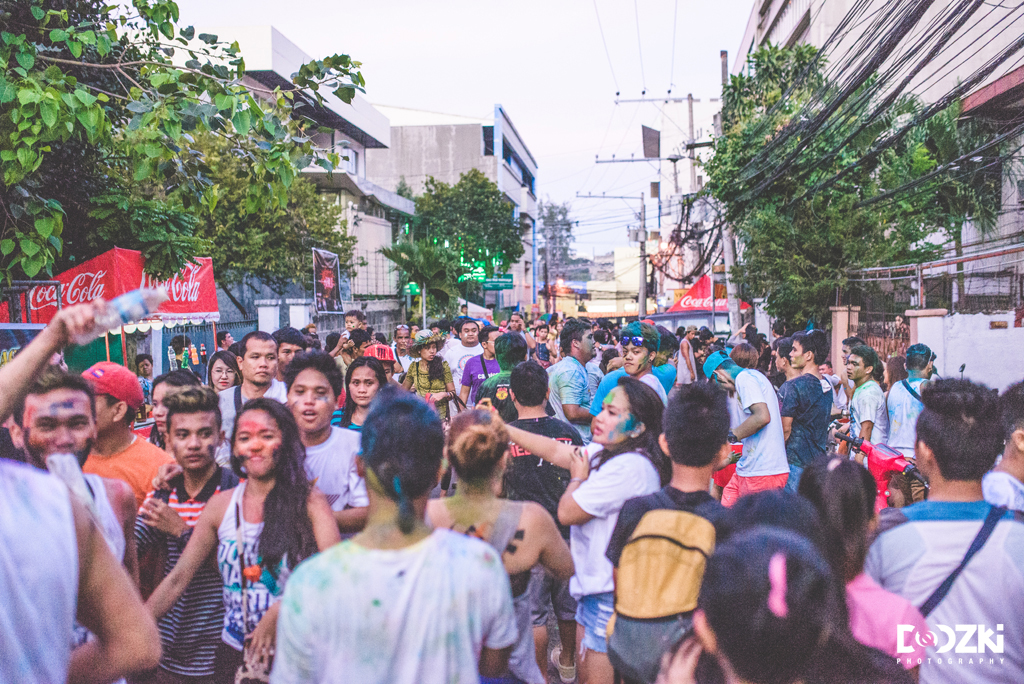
[505,375,669,684]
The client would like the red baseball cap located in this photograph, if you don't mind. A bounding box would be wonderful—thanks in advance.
[82,362,145,410]
[364,344,396,363]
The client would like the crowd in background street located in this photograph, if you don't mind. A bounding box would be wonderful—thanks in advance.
[4,300,1024,684]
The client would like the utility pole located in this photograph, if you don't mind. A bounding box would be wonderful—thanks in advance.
[688,94,697,193]
[576,192,648,318]
[639,193,647,318]
[720,49,742,334]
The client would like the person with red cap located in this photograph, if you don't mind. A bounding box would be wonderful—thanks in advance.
[82,361,173,508]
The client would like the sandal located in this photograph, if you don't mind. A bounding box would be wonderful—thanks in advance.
[550,645,576,683]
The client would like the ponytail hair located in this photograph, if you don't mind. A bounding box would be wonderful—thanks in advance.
[448,409,509,482]
[360,386,444,533]
[797,455,877,583]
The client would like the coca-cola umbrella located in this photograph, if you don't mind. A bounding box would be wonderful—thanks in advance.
[24,247,219,325]
[665,274,751,314]
[11,248,220,367]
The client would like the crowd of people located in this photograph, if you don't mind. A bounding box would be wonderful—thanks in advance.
[4,300,1024,684]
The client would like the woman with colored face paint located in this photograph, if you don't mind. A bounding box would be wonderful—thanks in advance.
[505,377,668,684]
[145,399,340,682]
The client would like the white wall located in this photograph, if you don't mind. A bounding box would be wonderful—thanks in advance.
[919,312,1024,392]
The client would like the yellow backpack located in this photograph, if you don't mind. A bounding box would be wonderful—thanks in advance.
[607,507,717,684]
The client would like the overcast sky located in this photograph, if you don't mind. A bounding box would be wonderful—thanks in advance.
[175,0,754,256]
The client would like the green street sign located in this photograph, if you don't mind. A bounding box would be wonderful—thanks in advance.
[482,274,514,290]
[402,283,421,295]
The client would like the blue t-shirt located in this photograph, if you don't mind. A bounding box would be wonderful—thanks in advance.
[778,373,832,467]
[460,354,501,406]
[589,365,676,417]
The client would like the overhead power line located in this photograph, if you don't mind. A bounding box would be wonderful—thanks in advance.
[592,0,621,97]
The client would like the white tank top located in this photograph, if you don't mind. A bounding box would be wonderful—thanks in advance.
[676,338,697,384]
[0,460,78,684]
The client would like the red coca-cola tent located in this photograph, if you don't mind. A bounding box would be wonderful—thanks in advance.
[21,247,219,324]
[666,274,751,313]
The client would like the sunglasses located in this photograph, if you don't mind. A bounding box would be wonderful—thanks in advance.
[621,336,646,348]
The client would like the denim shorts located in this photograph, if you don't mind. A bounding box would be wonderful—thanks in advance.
[575,592,615,654]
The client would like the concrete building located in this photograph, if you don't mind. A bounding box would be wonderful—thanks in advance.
[365,105,538,312]
[203,27,414,328]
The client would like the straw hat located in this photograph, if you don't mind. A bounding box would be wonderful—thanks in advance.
[411,329,443,353]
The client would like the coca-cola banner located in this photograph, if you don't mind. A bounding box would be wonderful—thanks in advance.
[313,248,343,314]
[666,274,751,314]
[26,248,219,324]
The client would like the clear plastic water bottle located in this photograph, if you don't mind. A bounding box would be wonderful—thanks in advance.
[71,287,168,344]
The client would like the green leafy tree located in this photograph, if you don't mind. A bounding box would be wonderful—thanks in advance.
[0,0,364,278]
[923,100,1001,298]
[704,44,937,325]
[413,168,524,279]
[183,133,355,315]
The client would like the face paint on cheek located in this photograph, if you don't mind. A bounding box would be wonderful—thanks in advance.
[610,413,640,441]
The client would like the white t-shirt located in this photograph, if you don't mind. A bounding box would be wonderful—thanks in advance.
[271,530,517,684]
[734,369,789,477]
[886,377,925,457]
[638,372,668,405]
[984,471,1024,512]
[216,379,288,463]
[569,443,661,598]
[303,427,368,512]
[822,374,849,412]
[850,380,889,444]
[443,343,482,391]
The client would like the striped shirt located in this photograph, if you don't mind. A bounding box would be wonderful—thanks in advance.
[135,467,239,677]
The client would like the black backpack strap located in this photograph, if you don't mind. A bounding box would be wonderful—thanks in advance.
[901,379,923,403]
[479,354,490,380]
[919,506,1005,617]
[234,385,243,414]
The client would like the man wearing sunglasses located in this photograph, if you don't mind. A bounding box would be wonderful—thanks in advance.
[618,322,668,404]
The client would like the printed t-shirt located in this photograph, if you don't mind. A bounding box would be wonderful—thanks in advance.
[506,416,584,539]
[983,471,1024,511]
[548,357,593,441]
[460,354,501,406]
[443,343,482,394]
[865,500,1024,684]
[271,529,518,684]
[845,572,928,668]
[606,487,725,567]
[779,373,832,467]
[477,371,517,423]
[886,377,925,457]
[850,380,889,444]
[585,358,604,398]
[405,360,455,420]
[302,427,368,512]
[569,442,661,598]
[84,437,173,508]
[135,467,239,677]
[733,369,789,478]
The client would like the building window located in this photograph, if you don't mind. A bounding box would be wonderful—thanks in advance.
[343,149,359,175]
[502,138,513,165]
[483,126,494,156]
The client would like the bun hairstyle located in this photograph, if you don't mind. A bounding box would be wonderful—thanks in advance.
[360,385,445,533]
[448,409,510,482]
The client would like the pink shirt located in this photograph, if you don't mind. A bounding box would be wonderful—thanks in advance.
[846,572,928,669]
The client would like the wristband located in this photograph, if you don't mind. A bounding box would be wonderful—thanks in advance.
[569,477,585,484]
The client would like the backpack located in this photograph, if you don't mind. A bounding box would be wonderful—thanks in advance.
[607,505,717,684]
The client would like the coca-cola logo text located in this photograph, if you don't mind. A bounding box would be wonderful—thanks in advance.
[30,270,108,311]
[141,262,203,303]
[678,295,730,309]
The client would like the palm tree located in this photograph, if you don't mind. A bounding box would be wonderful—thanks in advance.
[380,241,457,327]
